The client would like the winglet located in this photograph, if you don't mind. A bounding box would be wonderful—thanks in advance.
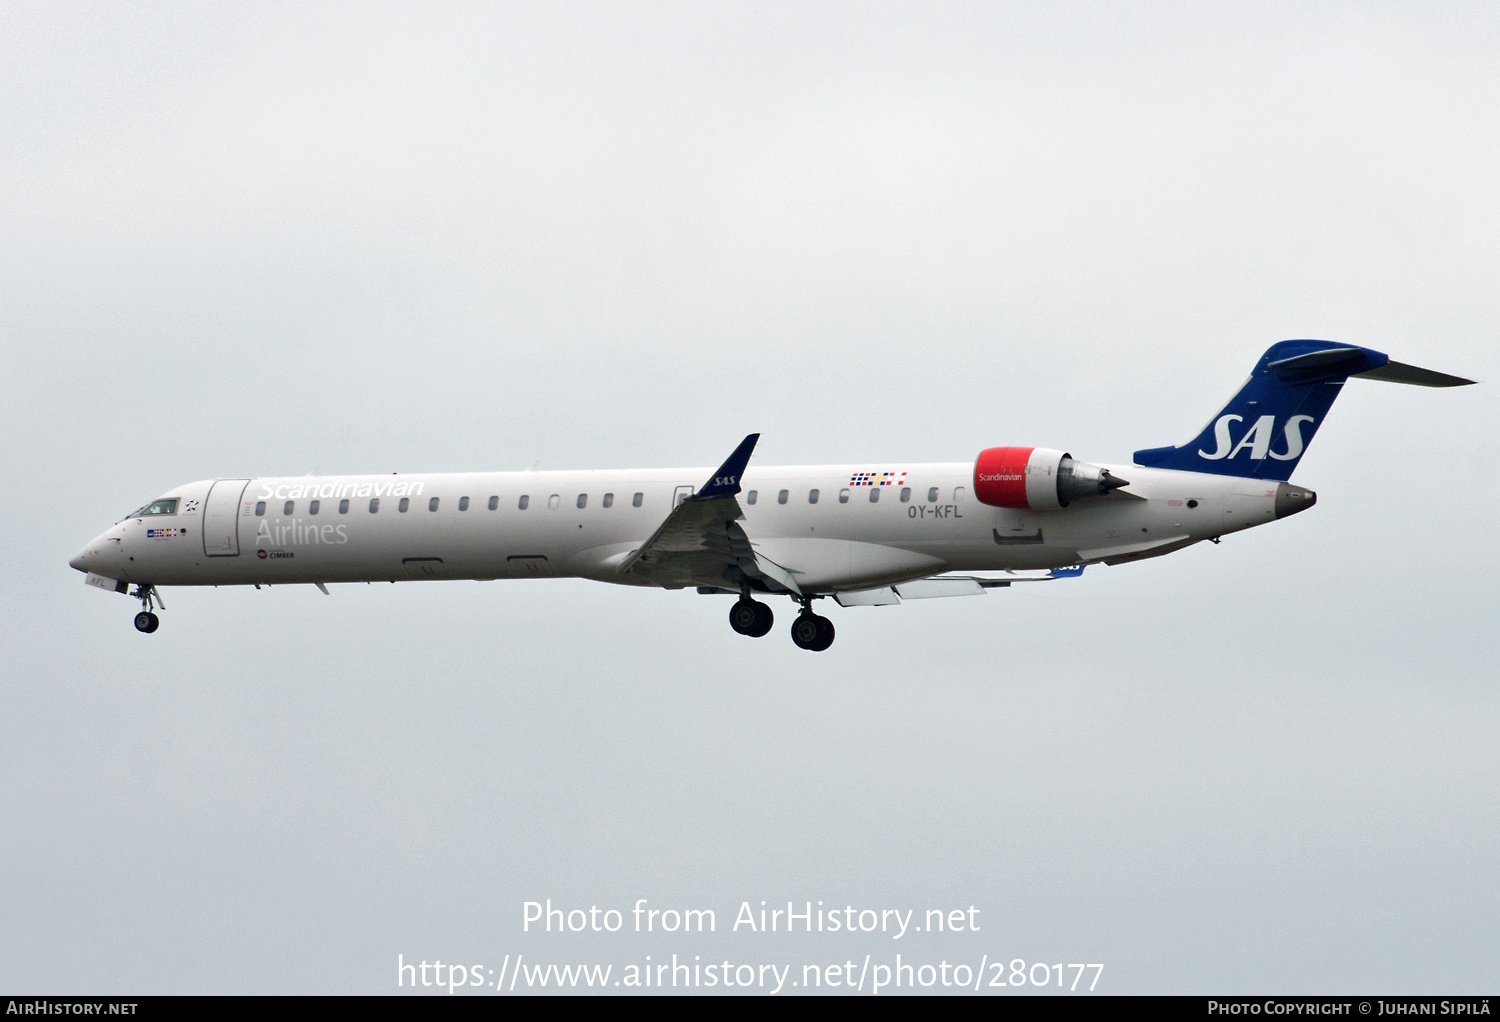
[695,434,760,499]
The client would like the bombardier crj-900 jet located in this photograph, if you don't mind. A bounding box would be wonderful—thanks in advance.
[72,341,1472,650]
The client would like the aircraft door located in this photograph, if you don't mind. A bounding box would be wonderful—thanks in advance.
[992,509,1042,544]
[673,485,695,508]
[203,479,250,556]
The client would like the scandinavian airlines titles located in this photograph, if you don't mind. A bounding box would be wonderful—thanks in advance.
[254,479,427,501]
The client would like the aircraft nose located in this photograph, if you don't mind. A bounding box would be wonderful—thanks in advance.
[70,534,110,573]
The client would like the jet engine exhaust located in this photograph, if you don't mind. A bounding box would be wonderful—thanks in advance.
[1057,457,1130,506]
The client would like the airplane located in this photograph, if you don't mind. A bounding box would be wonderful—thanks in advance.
[70,340,1473,650]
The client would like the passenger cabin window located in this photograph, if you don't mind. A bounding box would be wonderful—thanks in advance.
[954,487,965,502]
[518,495,529,510]
[309,500,320,515]
[488,496,499,511]
[603,493,614,508]
[284,500,294,516]
[632,492,643,507]
[746,490,757,505]
[135,499,179,516]
[255,501,266,516]
[900,487,911,503]
[869,487,879,503]
[577,493,587,509]
[429,497,440,512]
[838,489,849,504]
[778,489,788,505]
[459,496,469,511]
[369,498,380,513]
[339,499,350,514]
[810,489,821,504]
[548,494,560,510]
[398,497,410,513]
[927,486,939,502]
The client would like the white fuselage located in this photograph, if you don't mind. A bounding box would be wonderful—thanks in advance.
[71,461,1287,593]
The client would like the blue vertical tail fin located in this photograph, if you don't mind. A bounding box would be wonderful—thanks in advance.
[1132,341,1471,481]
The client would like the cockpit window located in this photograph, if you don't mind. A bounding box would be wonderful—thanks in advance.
[134,499,178,517]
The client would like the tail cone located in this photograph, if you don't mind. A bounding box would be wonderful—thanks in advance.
[1274,483,1317,519]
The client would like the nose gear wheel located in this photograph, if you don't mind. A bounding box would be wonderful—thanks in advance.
[130,584,164,634]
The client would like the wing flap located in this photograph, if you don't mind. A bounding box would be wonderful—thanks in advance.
[834,566,1084,606]
[894,578,986,599]
[834,587,902,607]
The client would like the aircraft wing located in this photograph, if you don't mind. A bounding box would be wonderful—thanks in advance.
[618,434,802,594]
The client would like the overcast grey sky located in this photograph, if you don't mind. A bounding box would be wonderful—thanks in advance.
[3,0,1497,994]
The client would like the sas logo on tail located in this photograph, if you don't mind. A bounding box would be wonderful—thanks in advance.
[1199,414,1315,462]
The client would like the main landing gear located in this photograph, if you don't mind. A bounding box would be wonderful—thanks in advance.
[131,584,164,634]
[726,591,835,651]
[790,607,835,652]
[729,597,774,637]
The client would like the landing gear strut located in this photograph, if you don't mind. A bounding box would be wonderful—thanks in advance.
[790,605,835,652]
[729,596,774,637]
[131,584,163,634]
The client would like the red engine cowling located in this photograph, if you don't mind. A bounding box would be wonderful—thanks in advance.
[974,447,1129,510]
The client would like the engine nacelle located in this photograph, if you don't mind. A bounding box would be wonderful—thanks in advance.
[973,447,1130,510]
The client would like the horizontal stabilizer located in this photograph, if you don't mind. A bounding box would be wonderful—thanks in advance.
[1353,360,1476,388]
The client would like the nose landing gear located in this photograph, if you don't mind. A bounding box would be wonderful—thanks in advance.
[130,584,164,634]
